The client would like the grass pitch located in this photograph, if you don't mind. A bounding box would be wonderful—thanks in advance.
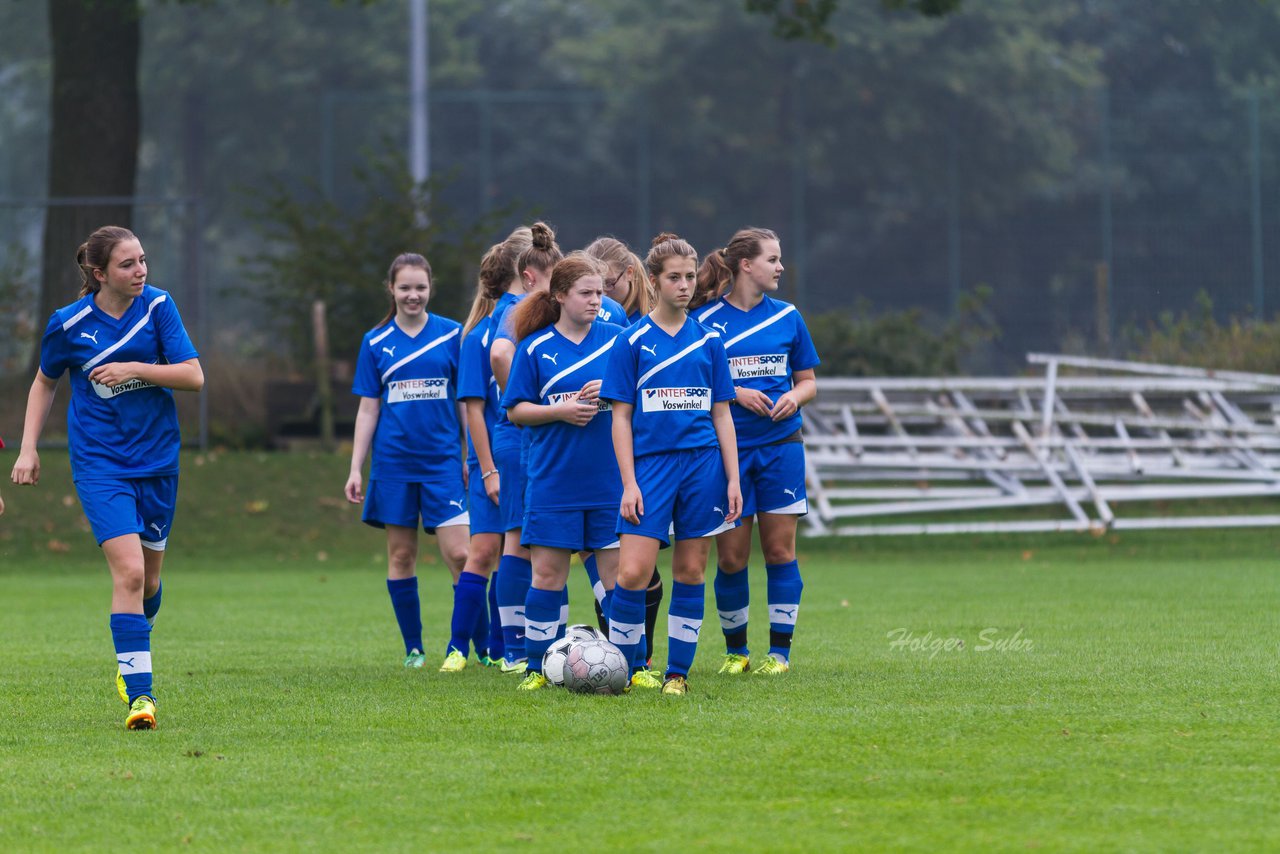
[0,451,1276,851]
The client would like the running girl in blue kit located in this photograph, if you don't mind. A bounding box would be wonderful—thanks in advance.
[11,226,203,730]
[488,222,563,673]
[501,255,625,690]
[601,232,742,696]
[447,228,532,672]
[345,252,470,670]
[693,228,819,676]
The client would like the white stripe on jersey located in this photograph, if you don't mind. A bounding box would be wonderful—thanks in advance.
[380,327,460,384]
[81,294,169,371]
[668,615,704,644]
[116,650,153,675]
[627,323,652,345]
[635,331,718,389]
[524,330,555,355]
[62,305,93,331]
[481,327,491,346]
[718,607,749,630]
[538,337,616,400]
[369,325,395,346]
[723,304,797,350]
[697,302,726,323]
[769,603,800,626]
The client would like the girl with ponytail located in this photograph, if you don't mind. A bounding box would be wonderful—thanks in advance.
[691,228,820,676]
[499,256,627,689]
[599,232,742,696]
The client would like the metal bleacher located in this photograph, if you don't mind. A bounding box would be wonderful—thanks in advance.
[800,353,1280,536]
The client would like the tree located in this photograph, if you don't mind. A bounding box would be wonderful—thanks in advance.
[34,0,141,371]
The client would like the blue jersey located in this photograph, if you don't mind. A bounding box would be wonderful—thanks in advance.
[693,296,820,449]
[501,321,624,510]
[600,315,735,459]
[456,315,501,469]
[490,292,525,454]
[352,314,463,483]
[595,295,629,327]
[39,285,199,480]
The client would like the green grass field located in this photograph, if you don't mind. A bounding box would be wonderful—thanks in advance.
[1,451,1277,851]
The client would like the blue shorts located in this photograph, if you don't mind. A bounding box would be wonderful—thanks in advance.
[494,440,528,533]
[362,477,469,533]
[617,447,738,546]
[75,476,178,550]
[467,462,503,535]
[739,442,809,518]
[523,507,619,551]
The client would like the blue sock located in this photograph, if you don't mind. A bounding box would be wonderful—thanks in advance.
[714,566,750,655]
[666,581,706,677]
[765,561,803,661]
[558,586,570,640]
[487,571,504,661]
[143,580,163,628]
[608,584,647,672]
[111,613,153,703]
[583,553,606,607]
[448,572,488,657]
[496,554,532,662]
[386,576,423,655]
[522,586,562,673]
[471,580,491,658]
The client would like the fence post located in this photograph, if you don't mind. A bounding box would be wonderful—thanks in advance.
[312,300,335,452]
[1250,88,1264,317]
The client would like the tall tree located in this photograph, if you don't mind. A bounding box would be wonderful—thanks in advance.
[34,0,140,371]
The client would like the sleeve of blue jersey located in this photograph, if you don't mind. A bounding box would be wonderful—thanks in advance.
[496,307,518,344]
[600,330,637,404]
[709,335,736,402]
[456,326,488,400]
[38,312,69,379]
[791,310,821,371]
[155,292,200,364]
[351,332,382,398]
[500,340,539,409]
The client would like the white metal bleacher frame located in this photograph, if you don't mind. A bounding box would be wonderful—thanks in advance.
[801,353,1280,536]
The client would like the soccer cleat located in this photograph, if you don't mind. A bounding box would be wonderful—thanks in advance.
[439,649,468,673]
[125,695,157,730]
[499,657,528,675]
[115,667,129,703]
[627,668,663,690]
[660,674,689,696]
[754,654,790,675]
[516,671,549,691]
[478,655,500,668]
[717,653,751,675]
[403,649,427,669]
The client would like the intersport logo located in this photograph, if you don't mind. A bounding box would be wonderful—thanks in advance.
[641,386,711,412]
[387,377,448,403]
[548,391,612,411]
[728,353,788,379]
[91,378,156,399]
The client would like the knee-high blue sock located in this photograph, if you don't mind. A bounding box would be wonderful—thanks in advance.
[583,553,606,607]
[765,560,803,661]
[448,571,488,657]
[608,584,647,672]
[111,613,153,703]
[666,581,705,677]
[143,581,163,628]
[523,586,562,674]
[387,577,423,655]
[496,554,532,662]
[487,571,504,661]
[714,566,750,655]
[471,580,491,658]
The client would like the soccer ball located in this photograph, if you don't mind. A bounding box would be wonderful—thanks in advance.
[562,638,629,695]
[566,623,604,642]
[542,635,576,687]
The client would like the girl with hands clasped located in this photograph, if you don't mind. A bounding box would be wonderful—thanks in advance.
[600,233,741,696]
[499,255,625,690]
